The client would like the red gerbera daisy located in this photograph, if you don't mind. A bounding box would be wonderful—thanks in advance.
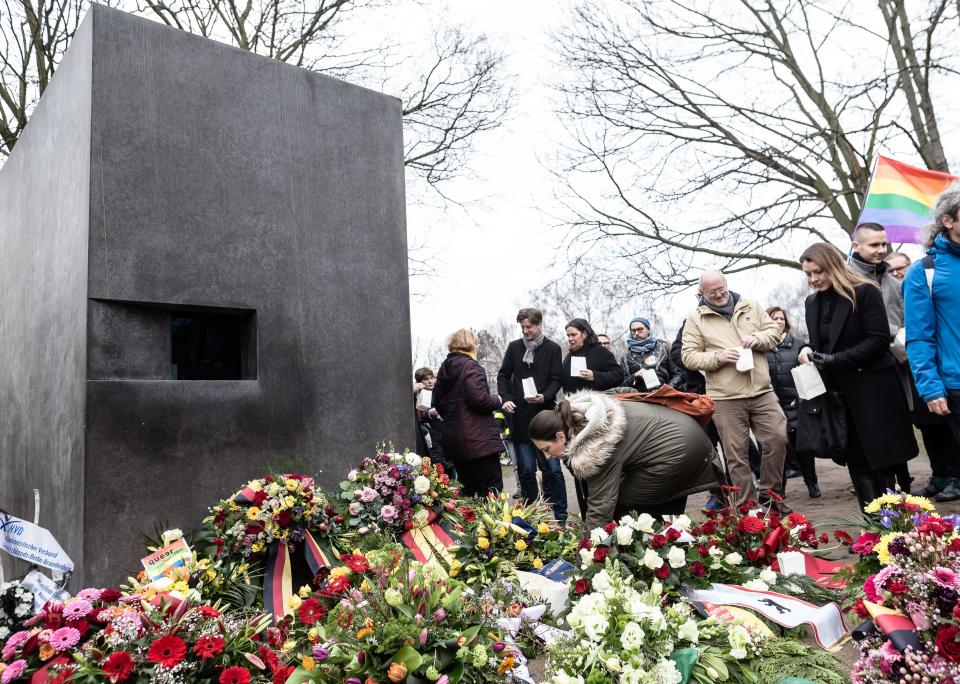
[220,666,252,684]
[197,605,222,619]
[297,598,325,625]
[193,635,226,659]
[103,651,136,682]
[146,635,188,668]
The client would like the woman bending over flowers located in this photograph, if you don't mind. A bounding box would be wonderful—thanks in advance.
[528,390,719,532]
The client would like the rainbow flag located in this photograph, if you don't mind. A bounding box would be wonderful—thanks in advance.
[857,155,958,244]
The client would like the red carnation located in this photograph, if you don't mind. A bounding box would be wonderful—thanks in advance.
[593,546,610,563]
[650,534,667,549]
[254,491,268,506]
[784,512,809,527]
[819,533,829,543]
[147,635,188,668]
[720,484,741,493]
[100,589,122,603]
[574,578,591,594]
[665,528,681,542]
[102,651,135,682]
[274,510,291,527]
[298,598,326,625]
[745,548,761,562]
[194,635,226,659]
[220,666,252,684]
[689,561,707,577]
[737,516,766,535]
[654,565,670,580]
[937,626,960,663]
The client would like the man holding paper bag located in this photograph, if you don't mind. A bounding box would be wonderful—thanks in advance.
[681,272,788,511]
[497,308,567,521]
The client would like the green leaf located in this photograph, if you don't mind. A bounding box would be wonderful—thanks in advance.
[283,666,319,684]
[392,645,424,672]
[447,661,464,684]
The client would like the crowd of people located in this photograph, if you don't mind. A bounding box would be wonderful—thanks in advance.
[412,182,960,527]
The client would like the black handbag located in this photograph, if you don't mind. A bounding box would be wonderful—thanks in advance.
[796,391,848,461]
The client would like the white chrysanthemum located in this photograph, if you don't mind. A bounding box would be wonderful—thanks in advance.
[653,658,683,684]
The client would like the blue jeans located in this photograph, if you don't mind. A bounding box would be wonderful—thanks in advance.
[515,441,567,522]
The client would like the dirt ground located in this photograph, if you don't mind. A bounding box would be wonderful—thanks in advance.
[501,438,960,680]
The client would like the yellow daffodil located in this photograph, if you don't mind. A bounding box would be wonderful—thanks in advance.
[251,543,264,554]
[302,656,316,671]
[537,522,550,535]
[205,569,217,582]
[532,557,544,569]
[512,508,524,517]
[360,579,372,592]
[514,539,527,551]
[477,537,490,550]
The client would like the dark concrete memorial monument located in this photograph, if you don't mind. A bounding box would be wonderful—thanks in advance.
[0,5,414,586]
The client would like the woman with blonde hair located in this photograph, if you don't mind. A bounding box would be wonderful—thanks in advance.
[433,328,505,496]
[798,243,917,508]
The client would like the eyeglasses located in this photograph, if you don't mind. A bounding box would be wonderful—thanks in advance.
[630,328,645,334]
[704,287,727,297]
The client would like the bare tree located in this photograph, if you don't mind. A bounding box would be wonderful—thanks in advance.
[761,276,811,341]
[0,0,512,197]
[553,0,958,294]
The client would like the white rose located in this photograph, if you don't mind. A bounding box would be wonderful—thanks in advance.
[677,619,699,644]
[347,469,358,481]
[724,552,743,566]
[667,546,686,568]
[551,673,584,684]
[582,613,608,642]
[592,569,612,594]
[589,528,607,545]
[414,475,431,494]
[619,621,645,650]
[405,453,423,467]
[649,580,663,597]
[161,528,183,545]
[635,513,656,533]
[708,546,724,558]
[642,548,664,570]
[579,548,594,569]
[605,656,621,672]
[672,515,692,531]
[760,568,778,585]
[618,514,636,529]
[742,579,769,592]
[614,525,634,546]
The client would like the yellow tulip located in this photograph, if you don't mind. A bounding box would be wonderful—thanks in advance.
[533,557,544,569]
[537,522,550,535]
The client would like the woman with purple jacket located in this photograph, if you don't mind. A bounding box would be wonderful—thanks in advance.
[433,328,505,496]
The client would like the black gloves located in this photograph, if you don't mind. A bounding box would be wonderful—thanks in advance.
[809,351,834,368]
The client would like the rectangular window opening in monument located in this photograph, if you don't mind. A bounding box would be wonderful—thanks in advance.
[170,310,256,380]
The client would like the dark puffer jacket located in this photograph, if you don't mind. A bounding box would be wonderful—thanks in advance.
[765,332,804,431]
[433,352,504,462]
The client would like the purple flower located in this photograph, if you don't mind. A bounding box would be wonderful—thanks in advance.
[313,645,329,661]
[879,510,899,529]
[887,536,909,556]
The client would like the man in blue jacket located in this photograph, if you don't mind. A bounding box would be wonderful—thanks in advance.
[904,183,960,442]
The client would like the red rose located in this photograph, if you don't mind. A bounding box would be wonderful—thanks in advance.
[102,651,135,682]
[819,533,829,544]
[593,546,610,563]
[665,528,681,542]
[603,522,617,534]
[100,589,122,603]
[745,548,761,562]
[654,565,670,580]
[220,666,253,684]
[194,635,226,659]
[737,516,766,535]
[937,626,960,663]
[297,598,325,625]
[274,510,292,527]
[147,635,188,668]
[886,580,908,596]
[698,520,718,535]
[689,561,707,577]
[696,545,709,557]
[574,578,591,594]
[578,539,592,550]
[254,491,268,506]
[650,534,667,549]
[724,533,737,544]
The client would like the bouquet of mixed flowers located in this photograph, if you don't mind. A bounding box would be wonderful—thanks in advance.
[0,582,33,643]
[284,562,518,683]
[339,450,459,537]
[837,491,943,598]
[205,474,343,561]
[450,494,578,584]
[849,508,960,682]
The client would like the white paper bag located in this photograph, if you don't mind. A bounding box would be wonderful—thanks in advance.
[791,364,827,400]
[570,356,587,376]
[735,347,754,372]
[522,377,538,398]
[415,389,432,411]
[640,368,661,389]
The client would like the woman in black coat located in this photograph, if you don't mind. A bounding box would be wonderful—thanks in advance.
[798,243,918,509]
[559,318,622,518]
[561,318,623,394]
[433,328,505,497]
[765,307,819,498]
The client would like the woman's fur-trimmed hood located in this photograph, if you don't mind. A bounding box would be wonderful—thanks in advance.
[564,390,627,478]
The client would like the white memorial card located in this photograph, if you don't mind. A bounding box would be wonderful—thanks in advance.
[522,377,538,398]
[570,356,587,376]
[416,389,432,411]
[735,348,754,372]
[640,368,661,389]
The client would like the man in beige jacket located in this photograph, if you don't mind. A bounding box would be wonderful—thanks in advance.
[681,272,789,511]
